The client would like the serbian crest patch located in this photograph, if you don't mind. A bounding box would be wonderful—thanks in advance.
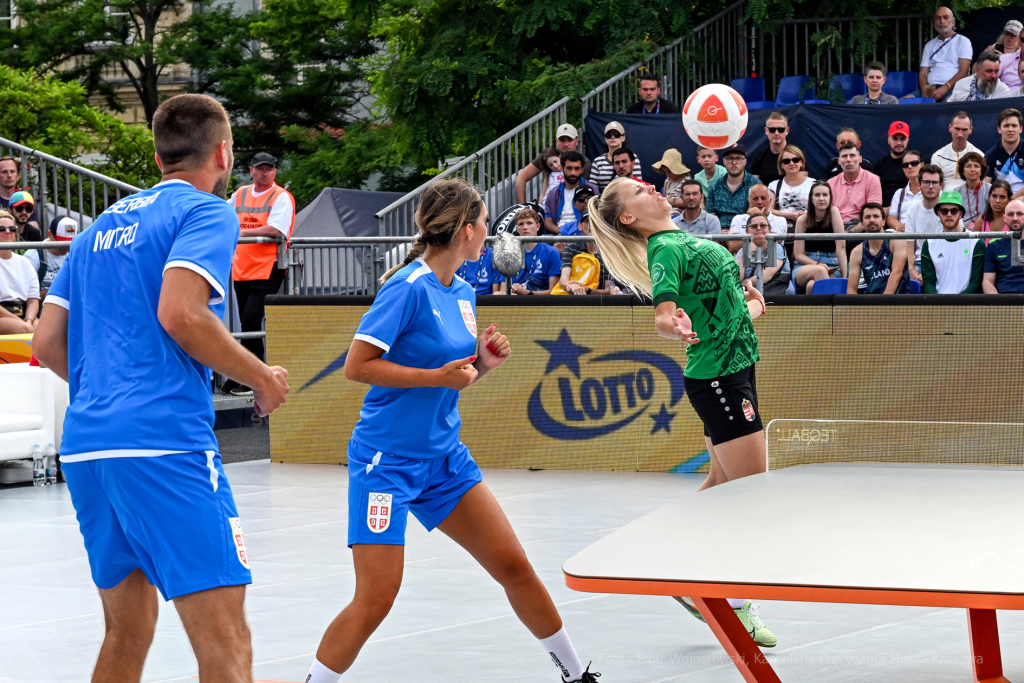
[229,517,250,569]
[368,492,393,533]
[458,300,477,336]
[742,399,755,422]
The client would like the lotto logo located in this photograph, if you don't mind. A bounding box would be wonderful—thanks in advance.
[367,492,393,533]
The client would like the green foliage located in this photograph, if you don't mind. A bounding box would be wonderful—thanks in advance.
[0,63,159,187]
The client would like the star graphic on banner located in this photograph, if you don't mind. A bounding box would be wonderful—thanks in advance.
[535,329,591,378]
[650,403,677,434]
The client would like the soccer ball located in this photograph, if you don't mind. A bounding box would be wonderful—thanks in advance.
[682,84,748,150]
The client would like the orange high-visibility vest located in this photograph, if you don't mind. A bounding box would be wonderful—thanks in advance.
[231,183,295,281]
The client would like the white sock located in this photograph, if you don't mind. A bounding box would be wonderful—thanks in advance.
[727,598,747,609]
[305,658,342,683]
[539,627,586,681]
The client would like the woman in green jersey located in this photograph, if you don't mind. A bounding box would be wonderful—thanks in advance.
[588,177,777,647]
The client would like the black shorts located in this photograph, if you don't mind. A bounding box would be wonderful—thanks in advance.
[685,364,763,446]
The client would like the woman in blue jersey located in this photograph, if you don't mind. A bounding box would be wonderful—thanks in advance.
[305,179,601,683]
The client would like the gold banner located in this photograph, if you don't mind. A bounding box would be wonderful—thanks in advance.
[266,304,1024,472]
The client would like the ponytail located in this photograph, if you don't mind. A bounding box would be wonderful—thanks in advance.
[587,177,655,299]
[380,178,482,284]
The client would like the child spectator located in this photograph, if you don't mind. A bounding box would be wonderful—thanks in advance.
[693,146,726,196]
[652,148,690,214]
[539,147,564,199]
[496,208,562,295]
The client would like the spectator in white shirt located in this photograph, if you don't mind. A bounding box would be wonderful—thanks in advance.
[767,144,814,229]
[919,6,972,101]
[888,150,924,231]
[948,52,1013,102]
[997,21,1024,89]
[904,164,945,282]
[0,210,39,334]
[931,111,982,190]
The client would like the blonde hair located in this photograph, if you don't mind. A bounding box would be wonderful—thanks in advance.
[775,144,806,174]
[380,178,482,283]
[587,177,654,299]
[0,210,14,225]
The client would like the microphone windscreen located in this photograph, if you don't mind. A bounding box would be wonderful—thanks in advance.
[492,232,524,277]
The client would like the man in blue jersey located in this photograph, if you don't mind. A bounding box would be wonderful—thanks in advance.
[33,94,290,683]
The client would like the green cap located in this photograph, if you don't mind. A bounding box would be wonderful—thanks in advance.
[934,190,964,214]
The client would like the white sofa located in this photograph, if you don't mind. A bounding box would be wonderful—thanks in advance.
[0,365,69,460]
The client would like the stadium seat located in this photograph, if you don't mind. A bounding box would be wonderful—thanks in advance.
[900,97,936,104]
[747,100,778,109]
[802,99,830,105]
[909,279,922,294]
[808,278,848,294]
[776,75,815,105]
[731,77,767,104]
[830,73,867,102]
[883,71,919,98]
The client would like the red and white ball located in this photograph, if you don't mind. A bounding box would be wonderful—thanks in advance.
[682,84,748,150]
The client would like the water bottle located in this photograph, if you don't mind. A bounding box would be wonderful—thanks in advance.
[31,444,44,487]
[44,443,57,485]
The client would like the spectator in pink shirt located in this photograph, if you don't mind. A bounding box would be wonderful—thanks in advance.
[827,141,883,231]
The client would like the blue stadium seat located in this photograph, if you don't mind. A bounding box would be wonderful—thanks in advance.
[808,278,848,294]
[831,73,867,101]
[883,71,920,98]
[909,279,922,294]
[731,77,767,104]
[776,75,815,105]
[802,99,830,105]
[747,100,778,109]
[899,97,936,104]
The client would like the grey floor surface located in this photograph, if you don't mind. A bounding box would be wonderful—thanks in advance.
[1,462,1022,683]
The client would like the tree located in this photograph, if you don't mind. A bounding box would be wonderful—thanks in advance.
[0,0,192,124]
[0,63,159,188]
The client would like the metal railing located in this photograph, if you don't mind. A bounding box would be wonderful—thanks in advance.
[579,0,747,137]
[376,98,571,237]
[0,137,141,230]
[754,14,932,101]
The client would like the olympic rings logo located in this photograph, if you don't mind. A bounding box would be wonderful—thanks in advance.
[369,493,392,503]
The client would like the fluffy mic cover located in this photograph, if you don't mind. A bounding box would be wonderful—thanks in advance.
[492,232,524,278]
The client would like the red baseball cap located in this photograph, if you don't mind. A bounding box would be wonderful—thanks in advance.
[888,121,910,137]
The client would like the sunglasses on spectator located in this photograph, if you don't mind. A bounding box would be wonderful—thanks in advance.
[0,225,16,232]
[902,160,922,168]
[781,157,802,165]
[937,207,962,216]
[920,180,942,186]
[11,205,33,212]
[604,131,622,139]
[766,127,786,134]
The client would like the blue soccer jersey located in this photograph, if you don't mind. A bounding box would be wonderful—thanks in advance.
[46,180,239,461]
[495,243,562,291]
[351,260,479,460]
[456,246,499,295]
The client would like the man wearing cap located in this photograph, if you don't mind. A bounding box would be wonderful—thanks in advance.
[225,152,295,395]
[589,121,642,192]
[672,179,721,235]
[998,21,1023,89]
[919,7,972,102]
[10,190,41,243]
[542,150,599,235]
[982,199,1024,293]
[948,51,1012,102]
[25,215,76,298]
[706,145,762,231]
[558,186,596,238]
[920,191,985,293]
[931,112,982,191]
[515,124,592,203]
[0,157,40,229]
[749,112,789,184]
[874,122,912,209]
[625,74,679,114]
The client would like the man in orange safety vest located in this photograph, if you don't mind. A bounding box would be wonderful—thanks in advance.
[223,152,295,396]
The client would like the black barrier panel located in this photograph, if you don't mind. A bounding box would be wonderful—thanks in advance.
[586,98,1024,190]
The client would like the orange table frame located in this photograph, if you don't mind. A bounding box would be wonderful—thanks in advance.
[564,574,1024,683]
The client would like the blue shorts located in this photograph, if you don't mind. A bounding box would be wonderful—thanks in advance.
[62,451,252,601]
[347,439,483,547]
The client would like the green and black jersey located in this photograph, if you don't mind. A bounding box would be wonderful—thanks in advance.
[648,229,759,379]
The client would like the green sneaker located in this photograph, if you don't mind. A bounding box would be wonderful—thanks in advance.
[734,601,777,648]
[673,596,706,623]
